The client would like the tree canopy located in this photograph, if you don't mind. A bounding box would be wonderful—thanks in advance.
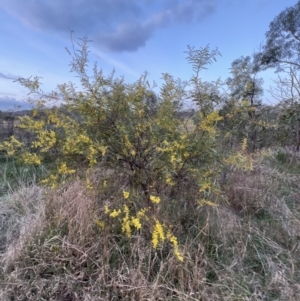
[227,55,263,106]
[258,1,300,70]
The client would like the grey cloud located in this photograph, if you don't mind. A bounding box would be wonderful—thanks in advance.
[0,0,217,52]
[0,96,32,111]
[0,0,142,33]
[0,72,19,80]
[96,22,154,52]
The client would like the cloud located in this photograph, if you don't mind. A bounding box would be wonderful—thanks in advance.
[96,22,154,52]
[0,72,19,80]
[0,0,217,52]
[0,96,32,111]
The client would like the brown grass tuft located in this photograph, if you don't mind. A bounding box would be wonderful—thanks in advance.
[1,150,300,300]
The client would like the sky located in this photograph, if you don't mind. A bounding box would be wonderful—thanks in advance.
[0,0,298,111]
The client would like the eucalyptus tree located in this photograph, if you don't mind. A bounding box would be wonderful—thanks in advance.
[270,66,300,149]
[257,1,300,149]
[223,56,263,151]
[258,1,300,71]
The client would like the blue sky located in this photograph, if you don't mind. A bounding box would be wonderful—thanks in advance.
[0,0,298,111]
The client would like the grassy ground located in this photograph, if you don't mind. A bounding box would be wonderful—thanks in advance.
[0,148,300,300]
[0,156,48,197]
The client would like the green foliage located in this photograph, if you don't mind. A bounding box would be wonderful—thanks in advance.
[276,150,288,164]
[226,56,263,105]
[0,39,232,260]
[274,68,300,149]
[0,157,47,196]
[185,45,222,115]
[221,55,265,152]
[258,1,300,70]
[0,38,255,262]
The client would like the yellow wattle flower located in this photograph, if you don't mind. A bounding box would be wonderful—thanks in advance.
[150,195,161,204]
[123,191,130,199]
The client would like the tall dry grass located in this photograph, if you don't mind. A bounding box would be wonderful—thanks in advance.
[1,149,300,300]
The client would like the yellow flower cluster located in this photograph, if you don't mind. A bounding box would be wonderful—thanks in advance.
[152,219,165,248]
[87,144,107,166]
[167,232,184,262]
[62,133,107,166]
[137,207,149,220]
[21,152,41,165]
[152,219,184,261]
[76,134,91,144]
[104,204,148,236]
[94,219,105,229]
[131,217,142,229]
[0,136,23,156]
[149,195,161,204]
[41,174,59,188]
[32,130,56,152]
[110,209,122,218]
[86,178,94,190]
[17,115,45,131]
[123,190,130,199]
[57,163,76,175]
[47,112,65,127]
[98,145,107,156]
[199,111,223,135]
[155,138,189,169]
[165,174,175,186]
[121,204,131,237]
[199,182,211,193]
[170,154,176,164]
[63,134,92,155]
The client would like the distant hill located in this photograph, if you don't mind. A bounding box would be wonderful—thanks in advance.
[0,97,33,112]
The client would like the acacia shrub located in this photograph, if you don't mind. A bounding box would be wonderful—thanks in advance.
[0,38,252,261]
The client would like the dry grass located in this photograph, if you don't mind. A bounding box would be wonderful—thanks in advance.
[0,184,45,260]
[1,149,300,300]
